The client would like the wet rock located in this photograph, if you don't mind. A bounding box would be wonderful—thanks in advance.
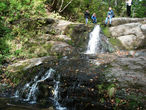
[48,107,54,110]
[64,24,90,49]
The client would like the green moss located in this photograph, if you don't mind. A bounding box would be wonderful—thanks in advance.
[6,61,30,85]
[101,26,125,50]
[64,24,92,48]
[102,26,111,38]
[109,37,125,50]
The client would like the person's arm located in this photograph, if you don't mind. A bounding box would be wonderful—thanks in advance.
[111,10,114,17]
[91,16,93,20]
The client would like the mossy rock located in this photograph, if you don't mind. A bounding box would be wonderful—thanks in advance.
[102,26,125,50]
[64,24,93,49]
[6,56,57,85]
[109,37,125,50]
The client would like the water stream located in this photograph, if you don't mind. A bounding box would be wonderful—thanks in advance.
[85,25,101,54]
[0,25,115,110]
[13,69,54,102]
[13,68,67,110]
[52,79,67,110]
[85,25,114,54]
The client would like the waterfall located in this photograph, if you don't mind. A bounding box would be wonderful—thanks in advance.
[48,74,67,110]
[14,68,67,110]
[14,68,55,104]
[53,80,67,110]
[85,25,114,54]
[85,25,101,54]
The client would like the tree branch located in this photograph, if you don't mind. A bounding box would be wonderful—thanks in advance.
[58,0,64,12]
[59,0,73,13]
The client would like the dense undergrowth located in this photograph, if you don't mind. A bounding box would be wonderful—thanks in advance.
[0,0,47,65]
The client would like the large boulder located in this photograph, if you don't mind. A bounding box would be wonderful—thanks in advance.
[6,56,57,85]
[117,35,137,49]
[64,24,91,50]
[42,19,74,35]
[7,56,56,73]
[48,41,73,56]
[141,24,146,35]
[109,22,146,49]
[111,17,146,26]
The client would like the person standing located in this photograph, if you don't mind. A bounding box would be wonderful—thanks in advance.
[105,7,114,27]
[91,13,97,24]
[126,0,132,17]
[84,10,90,25]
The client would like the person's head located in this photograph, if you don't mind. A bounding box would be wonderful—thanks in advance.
[109,7,112,10]
[93,13,96,16]
[86,10,89,13]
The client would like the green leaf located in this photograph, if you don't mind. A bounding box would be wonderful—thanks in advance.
[108,87,116,98]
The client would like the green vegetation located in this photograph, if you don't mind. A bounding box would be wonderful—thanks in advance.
[0,1,145,109]
[102,26,125,50]
[102,26,111,38]
[46,0,146,22]
[0,0,145,65]
[132,0,146,18]
[109,38,125,50]
[0,0,47,65]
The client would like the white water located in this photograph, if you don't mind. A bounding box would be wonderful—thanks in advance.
[14,68,67,109]
[53,80,67,110]
[49,74,67,110]
[85,25,101,54]
[14,68,55,103]
[25,68,55,103]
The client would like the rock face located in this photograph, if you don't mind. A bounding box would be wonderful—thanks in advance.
[109,18,146,49]
[141,24,146,35]
[7,56,56,72]
[42,18,74,35]
[54,35,71,41]
[6,56,57,85]
[48,41,73,55]
[109,56,146,91]
[111,17,145,26]
[64,24,90,50]
[117,35,137,49]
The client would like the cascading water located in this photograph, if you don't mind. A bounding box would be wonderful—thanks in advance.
[10,24,115,110]
[85,25,101,54]
[14,68,67,110]
[52,79,67,110]
[85,25,114,54]
[14,68,55,103]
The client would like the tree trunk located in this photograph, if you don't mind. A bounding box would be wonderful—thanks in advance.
[52,0,58,11]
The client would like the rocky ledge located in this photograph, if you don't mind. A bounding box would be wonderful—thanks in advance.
[109,17,146,49]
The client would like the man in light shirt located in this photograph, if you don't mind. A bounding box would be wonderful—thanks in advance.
[126,0,132,17]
